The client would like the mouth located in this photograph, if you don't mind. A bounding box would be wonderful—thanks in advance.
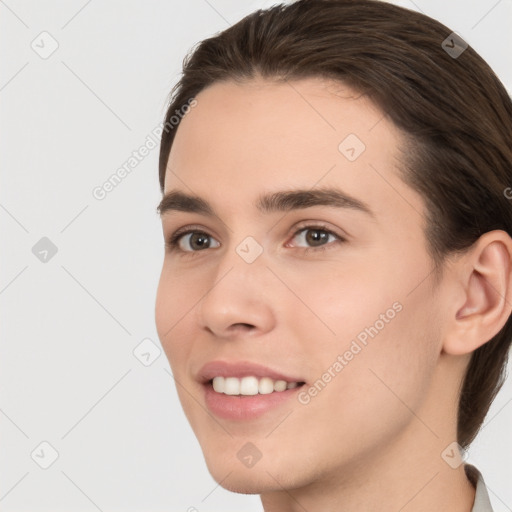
[198,360,308,420]
[206,376,306,396]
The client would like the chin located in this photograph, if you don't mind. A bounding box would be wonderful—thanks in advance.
[202,450,308,496]
[204,462,279,495]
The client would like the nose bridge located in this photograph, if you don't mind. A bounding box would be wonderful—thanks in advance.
[209,232,268,299]
[212,213,268,277]
[197,231,274,335]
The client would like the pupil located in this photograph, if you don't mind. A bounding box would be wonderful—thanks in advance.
[306,229,328,246]
[191,233,209,250]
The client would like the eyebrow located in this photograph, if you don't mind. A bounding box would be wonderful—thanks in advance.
[157,187,375,219]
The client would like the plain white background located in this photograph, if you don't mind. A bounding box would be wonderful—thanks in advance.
[1,0,511,510]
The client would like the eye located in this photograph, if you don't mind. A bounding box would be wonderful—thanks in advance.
[166,229,220,252]
[287,225,344,251]
[165,223,345,255]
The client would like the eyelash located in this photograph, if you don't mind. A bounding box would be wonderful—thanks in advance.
[165,223,346,256]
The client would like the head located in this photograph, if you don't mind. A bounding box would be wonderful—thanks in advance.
[155,0,512,494]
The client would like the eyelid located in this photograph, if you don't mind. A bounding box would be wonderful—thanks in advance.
[286,220,346,244]
[165,223,218,250]
[165,221,346,253]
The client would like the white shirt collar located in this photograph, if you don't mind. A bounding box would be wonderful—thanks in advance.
[465,464,494,512]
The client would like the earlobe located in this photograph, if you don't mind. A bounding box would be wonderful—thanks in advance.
[443,230,512,356]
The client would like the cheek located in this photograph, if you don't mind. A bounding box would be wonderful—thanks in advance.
[155,263,199,368]
[292,261,396,342]
[296,259,439,415]
[291,305,438,466]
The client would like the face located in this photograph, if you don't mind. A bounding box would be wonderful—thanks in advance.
[155,77,445,493]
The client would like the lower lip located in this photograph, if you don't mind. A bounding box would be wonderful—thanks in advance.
[203,382,304,421]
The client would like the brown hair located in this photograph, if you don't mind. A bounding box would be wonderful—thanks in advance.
[158,0,512,449]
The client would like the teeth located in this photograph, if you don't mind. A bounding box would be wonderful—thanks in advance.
[211,376,302,395]
[240,376,258,395]
[274,380,287,392]
[258,377,274,395]
[224,377,240,396]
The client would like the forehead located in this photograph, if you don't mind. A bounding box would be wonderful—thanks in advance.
[164,77,425,225]
[168,77,390,172]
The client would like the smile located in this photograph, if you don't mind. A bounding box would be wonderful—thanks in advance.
[211,376,304,395]
[198,359,307,420]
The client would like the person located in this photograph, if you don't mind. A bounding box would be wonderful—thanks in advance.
[154,1,512,510]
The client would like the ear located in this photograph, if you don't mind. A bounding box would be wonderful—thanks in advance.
[442,230,512,356]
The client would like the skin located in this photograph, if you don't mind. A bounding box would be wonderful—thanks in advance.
[155,76,512,512]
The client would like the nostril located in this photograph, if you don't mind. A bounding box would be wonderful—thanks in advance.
[231,323,255,331]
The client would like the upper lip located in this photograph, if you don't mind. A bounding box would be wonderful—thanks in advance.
[197,360,306,384]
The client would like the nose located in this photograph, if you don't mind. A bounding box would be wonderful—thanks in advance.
[197,246,276,339]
